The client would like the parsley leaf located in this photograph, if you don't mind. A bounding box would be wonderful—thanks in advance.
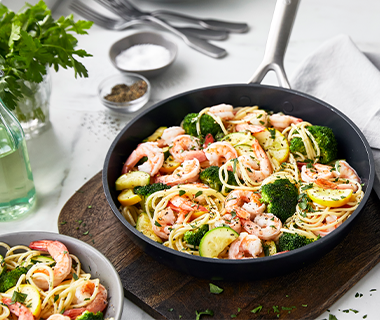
[209,283,223,294]
[0,1,92,110]
[195,309,214,320]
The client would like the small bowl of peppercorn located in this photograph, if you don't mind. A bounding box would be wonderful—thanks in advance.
[98,73,150,113]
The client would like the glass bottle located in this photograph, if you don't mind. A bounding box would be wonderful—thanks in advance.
[0,95,36,221]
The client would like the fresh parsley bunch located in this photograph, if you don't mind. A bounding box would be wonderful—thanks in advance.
[0,0,93,110]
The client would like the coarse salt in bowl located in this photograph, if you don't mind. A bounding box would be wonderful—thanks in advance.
[109,31,177,78]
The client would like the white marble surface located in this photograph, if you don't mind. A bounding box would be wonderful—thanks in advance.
[1,0,380,319]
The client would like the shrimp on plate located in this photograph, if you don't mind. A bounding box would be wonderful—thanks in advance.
[238,139,273,183]
[224,189,265,220]
[220,213,242,233]
[63,282,108,319]
[241,213,282,240]
[241,109,270,126]
[204,141,238,167]
[1,297,34,320]
[208,103,235,120]
[46,315,71,320]
[28,240,72,290]
[156,159,201,186]
[170,135,207,163]
[228,232,263,259]
[122,142,164,176]
[269,113,302,131]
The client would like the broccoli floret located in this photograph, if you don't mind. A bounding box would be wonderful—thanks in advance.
[134,183,171,197]
[0,266,29,292]
[199,166,237,192]
[289,125,338,164]
[278,232,315,252]
[182,113,223,138]
[183,224,209,247]
[260,178,298,223]
[76,311,104,320]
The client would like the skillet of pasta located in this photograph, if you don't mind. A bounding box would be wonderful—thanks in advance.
[115,104,364,260]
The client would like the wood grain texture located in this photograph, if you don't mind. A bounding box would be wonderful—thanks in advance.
[59,171,380,320]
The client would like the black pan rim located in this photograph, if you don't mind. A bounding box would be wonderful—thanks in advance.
[102,82,375,266]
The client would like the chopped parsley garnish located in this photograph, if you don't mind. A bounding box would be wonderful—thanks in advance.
[195,191,203,198]
[154,221,162,227]
[209,283,223,294]
[72,272,79,281]
[195,309,214,320]
[54,294,59,302]
[251,305,262,313]
[11,291,27,304]
[179,190,186,197]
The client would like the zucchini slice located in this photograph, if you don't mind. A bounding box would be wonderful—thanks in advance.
[199,227,239,258]
[136,212,163,243]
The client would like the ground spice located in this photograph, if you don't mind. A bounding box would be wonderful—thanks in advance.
[104,80,147,103]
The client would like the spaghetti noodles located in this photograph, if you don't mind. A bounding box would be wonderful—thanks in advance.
[0,241,109,320]
[117,104,364,259]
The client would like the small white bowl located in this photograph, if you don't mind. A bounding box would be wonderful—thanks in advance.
[98,73,151,113]
[109,31,177,78]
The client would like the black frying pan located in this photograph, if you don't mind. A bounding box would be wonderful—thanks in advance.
[103,0,375,281]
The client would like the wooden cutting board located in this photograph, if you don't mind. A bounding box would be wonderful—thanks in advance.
[58,171,380,320]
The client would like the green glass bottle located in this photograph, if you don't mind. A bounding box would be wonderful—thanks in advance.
[0,95,36,221]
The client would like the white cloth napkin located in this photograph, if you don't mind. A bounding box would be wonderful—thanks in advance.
[290,34,380,197]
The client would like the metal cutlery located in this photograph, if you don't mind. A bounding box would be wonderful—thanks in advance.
[93,0,227,58]
[120,0,249,33]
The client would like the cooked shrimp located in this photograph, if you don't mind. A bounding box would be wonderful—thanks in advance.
[204,141,238,167]
[122,142,164,176]
[269,113,302,131]
[241,110,269,126]
[28,240,72,290]
[302,160,360,191]
[301,163,335,182]
[46,315,71,320]
[335,160,361,183]
[241,213,282,240]
[208,103,235,120]
[1,297,34,320]
[313,215,341,237]
[228,232,263,259]
[225,190,265,220]
[152,207,177,240]
[238,139,273,183]
[169,194,208,223]
[156,159,201,186]
[160,126,185,146]
[220,213,242,233]
[170,135,207,163]
[234,123,266,134]
[63,283,108,319]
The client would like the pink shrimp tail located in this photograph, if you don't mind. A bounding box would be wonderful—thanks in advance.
[2,297,34,319]
[63,308,86,319]
[29,240,51,251]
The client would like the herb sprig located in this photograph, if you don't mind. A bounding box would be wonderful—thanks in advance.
[0,1,92,110]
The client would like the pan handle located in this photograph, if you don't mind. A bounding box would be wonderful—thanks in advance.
[248,0,300,88]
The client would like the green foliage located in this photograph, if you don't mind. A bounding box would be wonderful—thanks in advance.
[76,311,104,320]
[289,125,338,164]
[0,1,93,109]
[134,183,171,197]
[182,113,223,138]
[278,232,315,252]
[260,178,298,223]
[0,266,29,292]
[183,224,209,247]
[199,166,237,192]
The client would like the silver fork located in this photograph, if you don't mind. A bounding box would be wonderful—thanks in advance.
[94,0,227,58]
[121,0,249,33]
[70,1,140,30]
[70,1,228,40]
